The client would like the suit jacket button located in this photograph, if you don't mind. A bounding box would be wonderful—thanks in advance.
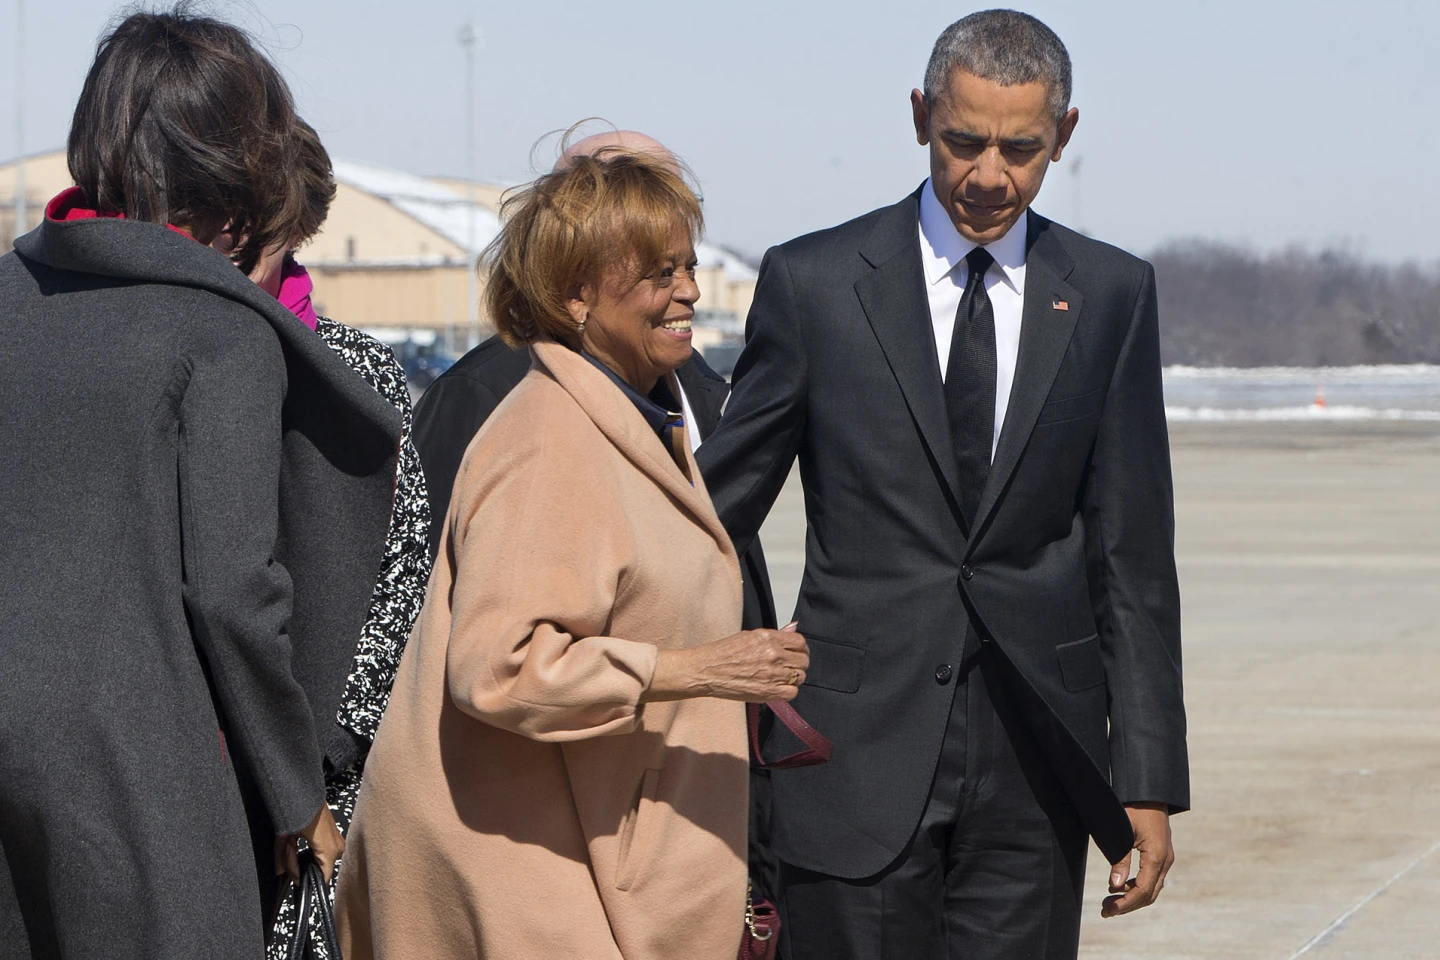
[935,664,953,685]
[960,564,975,581]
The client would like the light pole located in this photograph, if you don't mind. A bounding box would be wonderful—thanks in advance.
[14,0,26,238]
[1069,154,1083,236]
[458,22,478,351]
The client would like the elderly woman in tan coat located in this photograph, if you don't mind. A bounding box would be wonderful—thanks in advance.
[335,152,810,960]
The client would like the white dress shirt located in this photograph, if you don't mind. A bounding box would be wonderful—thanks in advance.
[676,380,702,454]
[917,179,1028,459]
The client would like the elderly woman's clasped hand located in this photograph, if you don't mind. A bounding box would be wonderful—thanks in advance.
[644,623,810,703]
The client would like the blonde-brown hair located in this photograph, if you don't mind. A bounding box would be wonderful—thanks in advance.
[483,151,704,347]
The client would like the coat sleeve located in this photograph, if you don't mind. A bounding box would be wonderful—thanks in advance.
[178,320,325,837]
[696,246,808,558]
[412,375,507,560]
[334,338,434,759]
[1083,262,1190,812]
[443,423,659,742]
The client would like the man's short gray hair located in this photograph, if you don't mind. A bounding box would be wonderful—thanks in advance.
[923,10,1072,122]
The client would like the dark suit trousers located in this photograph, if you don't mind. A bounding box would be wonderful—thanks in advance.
[778,647,1089,960]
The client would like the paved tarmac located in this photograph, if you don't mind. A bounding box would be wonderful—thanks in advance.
[756,422,1440,959]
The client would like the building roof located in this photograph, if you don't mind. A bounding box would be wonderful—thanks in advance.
[697,243,758,282]
[332,159,501,256]
[2,150,758,285]
[332,160,756,282]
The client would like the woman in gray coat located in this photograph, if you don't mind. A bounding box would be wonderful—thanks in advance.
[0,11,398,958]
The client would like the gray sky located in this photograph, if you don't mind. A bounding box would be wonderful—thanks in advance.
[3,0,1436,262]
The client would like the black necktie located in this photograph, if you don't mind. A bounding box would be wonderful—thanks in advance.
[945,247,997,529]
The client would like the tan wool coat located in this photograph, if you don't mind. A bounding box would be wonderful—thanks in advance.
[335,340,748,960]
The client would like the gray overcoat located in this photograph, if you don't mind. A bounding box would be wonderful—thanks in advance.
[0,212,400,958]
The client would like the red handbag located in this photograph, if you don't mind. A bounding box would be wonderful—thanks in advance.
[746,700,833,770]
[742,881,781,960]
[741,700,833,959]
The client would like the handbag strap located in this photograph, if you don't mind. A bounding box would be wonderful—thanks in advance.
[286,848,344,960]
[285,862,311,960]
[747,700,833,770]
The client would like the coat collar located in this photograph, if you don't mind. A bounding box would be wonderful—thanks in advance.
[531,340,739,564]
[581,350,684,446]
[13,214,401,451]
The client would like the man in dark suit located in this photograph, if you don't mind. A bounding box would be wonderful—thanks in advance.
[410,335,528,557]
[697,11,1188,958]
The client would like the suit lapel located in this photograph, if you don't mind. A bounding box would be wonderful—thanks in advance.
[674,361,728,440]
[854,191,965,515]
[970,212,1082,544]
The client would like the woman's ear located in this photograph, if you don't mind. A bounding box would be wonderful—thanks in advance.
[563,283,590,327]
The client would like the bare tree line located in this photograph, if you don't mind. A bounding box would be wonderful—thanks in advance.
[8,212,1440,368]
[1153,241,1440,367]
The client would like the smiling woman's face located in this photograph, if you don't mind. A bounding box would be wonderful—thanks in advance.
[573,232,700,391]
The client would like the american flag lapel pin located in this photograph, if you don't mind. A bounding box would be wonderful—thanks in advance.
[1052,298,1069,311]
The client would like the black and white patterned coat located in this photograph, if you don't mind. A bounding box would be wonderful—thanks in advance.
[269,318,432,959]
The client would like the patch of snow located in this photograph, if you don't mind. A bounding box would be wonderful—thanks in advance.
[697,242,758,283]
[1165,405,1440,422]
[334,160,501,254]
[1164,364,1440,380]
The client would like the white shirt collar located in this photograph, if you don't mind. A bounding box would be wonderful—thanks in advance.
[917,178,1027,294]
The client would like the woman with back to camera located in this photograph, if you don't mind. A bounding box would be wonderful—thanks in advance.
[335,150,810,960]
[0,10,399,958]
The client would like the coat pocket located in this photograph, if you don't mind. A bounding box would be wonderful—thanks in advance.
[802,636,866,693]
[615,768,662,891]
[1055,634,1106,692]
[1035,386,1105,425]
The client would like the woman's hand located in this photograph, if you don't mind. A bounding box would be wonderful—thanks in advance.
[275,803,346,884]
[644,623,810,703]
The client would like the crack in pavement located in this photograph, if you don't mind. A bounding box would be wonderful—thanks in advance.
[1284,837,1440,959]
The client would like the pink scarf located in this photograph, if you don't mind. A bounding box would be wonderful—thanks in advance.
[45,186,195,241]
[278,256,319,330]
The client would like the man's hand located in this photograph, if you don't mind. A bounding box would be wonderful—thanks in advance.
[1102,802,1174,918]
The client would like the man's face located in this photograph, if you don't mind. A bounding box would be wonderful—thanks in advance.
[911,69,1078,245]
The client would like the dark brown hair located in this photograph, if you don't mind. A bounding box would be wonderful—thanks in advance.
[483,151,704,347]
[290,119,337,248]
[67,5,304,272]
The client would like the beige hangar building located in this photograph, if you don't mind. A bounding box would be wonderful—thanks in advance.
[1,150,758,356]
